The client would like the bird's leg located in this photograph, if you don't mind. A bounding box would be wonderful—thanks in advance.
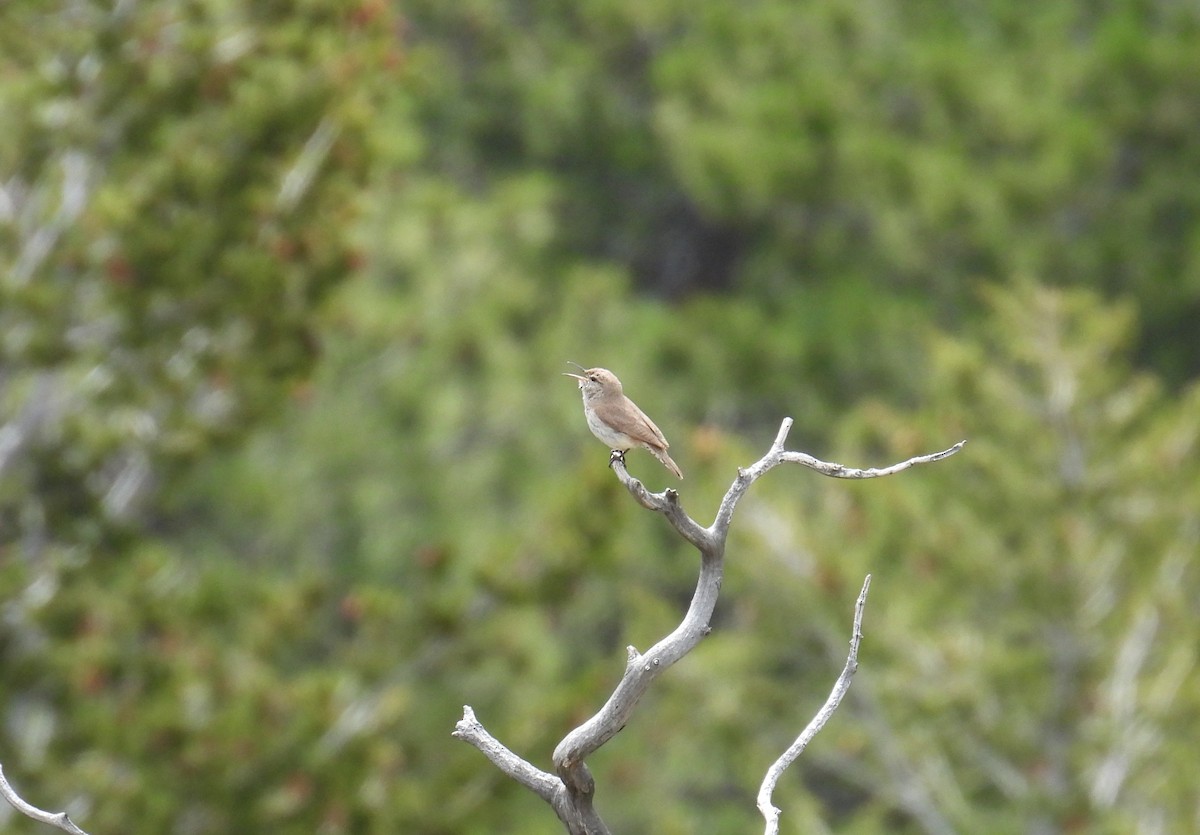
[608,449,627,469]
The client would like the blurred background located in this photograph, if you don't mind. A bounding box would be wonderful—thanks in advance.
[2,1,1198,833]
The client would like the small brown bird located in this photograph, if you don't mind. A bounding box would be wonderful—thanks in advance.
[564,364,683,479]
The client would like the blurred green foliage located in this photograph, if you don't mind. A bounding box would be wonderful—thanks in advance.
[0,0,403,548]
[2,0,1199,833]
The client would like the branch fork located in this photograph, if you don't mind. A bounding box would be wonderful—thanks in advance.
[455,417,964,833]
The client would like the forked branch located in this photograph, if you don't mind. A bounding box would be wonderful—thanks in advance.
[455,417,963,833]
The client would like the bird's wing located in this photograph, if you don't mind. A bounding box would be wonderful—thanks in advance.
[629,402,669,449]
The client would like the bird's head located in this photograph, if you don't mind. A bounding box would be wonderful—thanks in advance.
[563,363,623,397]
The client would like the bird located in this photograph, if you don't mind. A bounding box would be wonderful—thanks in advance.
[564,363,683,479]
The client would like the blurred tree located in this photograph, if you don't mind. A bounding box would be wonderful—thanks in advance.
[398,0,1200,384]
[3,0,1199,832]
[0,0,406,556]
[720,283,1200,832]
[0,1,410,830]
[171,272,1200,833]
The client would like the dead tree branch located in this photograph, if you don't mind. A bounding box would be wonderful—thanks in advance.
[454,417,964,833]
[0,764,91,835]
[757,574,872,834]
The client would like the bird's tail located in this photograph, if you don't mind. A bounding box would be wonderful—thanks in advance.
[651,447,684,480]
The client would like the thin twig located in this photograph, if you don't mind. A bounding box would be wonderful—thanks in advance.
[757,574,872,835]
[779,442,966,478]
[0,764,91,835]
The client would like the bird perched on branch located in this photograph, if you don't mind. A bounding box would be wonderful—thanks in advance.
[564,363,683,479]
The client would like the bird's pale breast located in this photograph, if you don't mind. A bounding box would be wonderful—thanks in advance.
[585,403,635,448]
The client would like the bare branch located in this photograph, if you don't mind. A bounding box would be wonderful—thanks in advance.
[0,764,91,835]
[452,707,610,834]
[452,707,561,804]
[607,452,713,550]
[757,575,872,834]
[713,418,965,538]
[779,442,966,479]
[553,546,722,787]
[457,414,963,832]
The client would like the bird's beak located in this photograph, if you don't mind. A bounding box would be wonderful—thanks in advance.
[564,361,587,384]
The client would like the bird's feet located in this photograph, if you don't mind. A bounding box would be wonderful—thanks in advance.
[608,449,627,469]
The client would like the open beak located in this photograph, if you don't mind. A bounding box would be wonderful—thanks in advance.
[564,361,587,383]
